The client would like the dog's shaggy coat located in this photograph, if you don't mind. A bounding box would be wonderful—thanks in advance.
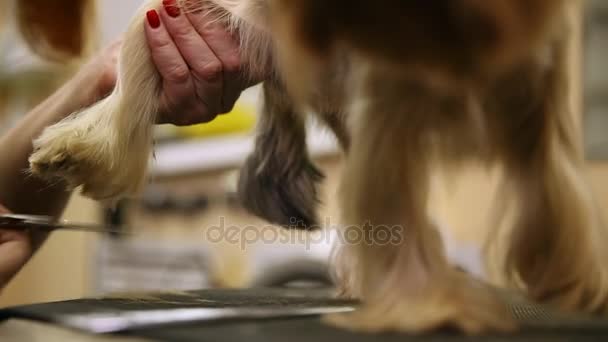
[28,0,608,334]
[0,0,97,122]
[0,0,97,62]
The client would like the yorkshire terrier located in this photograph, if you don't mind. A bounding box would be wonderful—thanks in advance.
[29,0,608,334]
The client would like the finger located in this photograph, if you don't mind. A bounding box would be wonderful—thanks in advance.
[187,12,241,74]
[0,230,33,287]
[160,0,224,117]
[144,8,194,100]
[0,204,46,253]
[187,12,243,113]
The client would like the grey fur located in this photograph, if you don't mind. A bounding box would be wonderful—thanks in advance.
[237,79,325,229]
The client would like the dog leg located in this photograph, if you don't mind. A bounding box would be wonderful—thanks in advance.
[238,79,324,229]
[506,156,608,314]
[326,65,515,335]
[28,0,162,202]
[494,45,608,314]
[482,30,608,313]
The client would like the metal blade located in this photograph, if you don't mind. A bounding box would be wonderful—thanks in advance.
[0,214,132,235]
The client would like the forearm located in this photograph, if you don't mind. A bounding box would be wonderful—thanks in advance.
[0,72,99,216]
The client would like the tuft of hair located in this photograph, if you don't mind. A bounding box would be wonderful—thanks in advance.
[237,80,324,229]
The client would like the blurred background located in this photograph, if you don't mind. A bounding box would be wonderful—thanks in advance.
[0,0,606,307]
[585,0,608,158]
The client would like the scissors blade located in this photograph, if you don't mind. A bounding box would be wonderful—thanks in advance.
[0,214,132,235]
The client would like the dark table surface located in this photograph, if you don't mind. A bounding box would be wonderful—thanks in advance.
[1,287,608,341]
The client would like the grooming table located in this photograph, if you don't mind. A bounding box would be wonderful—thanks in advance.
[1,288,608,341]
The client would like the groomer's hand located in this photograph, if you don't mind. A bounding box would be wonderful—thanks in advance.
[0,205,36,290]
[145,0,265,126]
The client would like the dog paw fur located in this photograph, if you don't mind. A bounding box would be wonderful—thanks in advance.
[28,108,152,202]
[325,273,517,335]
[237,152,324,229]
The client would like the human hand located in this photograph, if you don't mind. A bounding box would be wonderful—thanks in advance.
[145,1,265,126]
[0,205,43,290]
[69,40,122,109]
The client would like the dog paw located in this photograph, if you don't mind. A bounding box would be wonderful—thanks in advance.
[325,274,517,335]
[237,154,324,229]
[30,126,103,185]
[533,270,608,316]
[28,120,146,202]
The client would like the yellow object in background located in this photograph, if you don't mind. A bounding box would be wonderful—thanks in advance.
[174,102,257,139]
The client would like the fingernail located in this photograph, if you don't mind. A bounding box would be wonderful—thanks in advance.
[163,0,181,18]
[146,10,161,29]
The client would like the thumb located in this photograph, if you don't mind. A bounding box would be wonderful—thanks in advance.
[0,205,34,289]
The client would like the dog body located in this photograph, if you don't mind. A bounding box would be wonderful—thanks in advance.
[29,0,608,334]
[264,0,608,333]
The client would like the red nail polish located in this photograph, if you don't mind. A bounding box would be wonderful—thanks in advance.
[146,10,161,28]
[163,0,181,17]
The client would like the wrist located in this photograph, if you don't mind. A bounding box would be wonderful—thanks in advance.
[64,68,107,110]
[24,71,101,132]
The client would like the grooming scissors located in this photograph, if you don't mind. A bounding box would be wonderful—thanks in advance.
[0,213,129,235]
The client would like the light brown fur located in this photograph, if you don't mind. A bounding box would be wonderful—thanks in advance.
[0,0,97,123]
[9,0,97,61]
[267,0,608,333]
[27,0,608,335]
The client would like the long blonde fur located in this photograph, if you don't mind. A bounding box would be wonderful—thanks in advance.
[29,0,271,201]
